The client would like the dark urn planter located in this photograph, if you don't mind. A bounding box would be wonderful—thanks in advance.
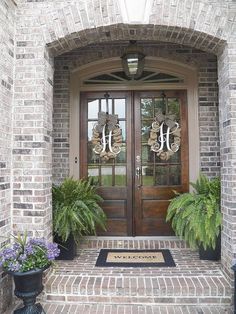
[199,235,221,261]
[8,267,47,314]
[54,234,76,260]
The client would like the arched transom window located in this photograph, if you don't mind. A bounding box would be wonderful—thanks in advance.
[84,70,184,85]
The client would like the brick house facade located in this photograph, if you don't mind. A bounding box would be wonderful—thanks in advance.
[1,0,236,311]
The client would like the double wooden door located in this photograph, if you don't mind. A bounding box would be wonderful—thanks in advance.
[80,91,189,236]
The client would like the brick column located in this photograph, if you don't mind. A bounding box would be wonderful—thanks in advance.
[0,0,16,311]
[13,7,54,238]
[218,42,236,281]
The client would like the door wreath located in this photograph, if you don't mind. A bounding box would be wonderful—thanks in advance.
[148,109,181,161]
[92,111,122,162]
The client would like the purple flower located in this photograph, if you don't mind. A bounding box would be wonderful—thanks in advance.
[29,238,47,247]
[25,243,34,255]
[18,254,27,261]
[46,242,60,260]
[8,261,21,272]
[1,247,17,260]
[13,243,21,251]
[0,233,61,273]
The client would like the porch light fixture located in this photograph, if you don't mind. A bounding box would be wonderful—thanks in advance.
[121,40,145,80]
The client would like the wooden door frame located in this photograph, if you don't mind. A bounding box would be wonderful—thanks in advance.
[69,57,199,189]
[79,90,189,236]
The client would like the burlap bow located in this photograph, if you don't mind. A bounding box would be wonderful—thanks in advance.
[155,109,176,129]
[95,112,118,133]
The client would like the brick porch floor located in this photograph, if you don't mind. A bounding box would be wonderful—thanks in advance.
[4,237,234,313]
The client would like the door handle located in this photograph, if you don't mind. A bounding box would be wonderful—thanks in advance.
[136,156,142,189]
[136,167,140,178]
[136,166,142,189]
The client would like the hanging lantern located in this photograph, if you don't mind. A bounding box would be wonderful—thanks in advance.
[121,41,145,80]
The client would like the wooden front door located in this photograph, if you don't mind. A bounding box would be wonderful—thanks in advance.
[80,90,189,236]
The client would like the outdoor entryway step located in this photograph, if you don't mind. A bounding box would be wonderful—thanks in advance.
[45,273,231,306]
[4,302,233,314]
[79,237,190,250]
[44,238,232,308]
[40,303,234,314]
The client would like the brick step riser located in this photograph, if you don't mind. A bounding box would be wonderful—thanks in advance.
[44,294,232,306]
[45,287,232,298]
[78,239,190,251]
[13,302,233,314]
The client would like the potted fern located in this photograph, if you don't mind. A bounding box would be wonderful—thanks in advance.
[166,174,221,260]
[52,177,107,260]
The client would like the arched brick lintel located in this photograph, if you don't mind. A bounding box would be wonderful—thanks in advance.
[46,24,226,57]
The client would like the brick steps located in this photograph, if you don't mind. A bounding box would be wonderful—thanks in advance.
[4,302,233,314]
[43,238,233,310]
[45,274,231,305]
[37,303,235,314]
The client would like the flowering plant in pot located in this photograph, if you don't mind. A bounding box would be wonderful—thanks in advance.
[0,232,60,314]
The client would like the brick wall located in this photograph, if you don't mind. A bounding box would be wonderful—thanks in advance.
[0,0,16,311]
[52,42,220,184]
[12,1,54,239]
[218,42,236,280]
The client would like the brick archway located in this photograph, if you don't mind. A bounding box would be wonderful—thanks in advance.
[11,0,236,284]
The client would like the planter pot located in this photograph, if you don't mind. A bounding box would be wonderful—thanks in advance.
[8,267,47,314]
[199,235,221,261]
[54,234,76,260]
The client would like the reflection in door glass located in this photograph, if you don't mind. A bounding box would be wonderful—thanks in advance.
[142,166,154,186]
[141,120,151,142]
[87,143,100,164]
[168,98,180,116]
[155,166,169,185]
[116,144,126,163]
[154,98,166,115]
[101,166,113,186]
[114,99,126,118]
[142,144,155,163]
[141,98,153,118]
[118,121,126,141]
[88,165,99,184]
[169,165,181,185]
[101,98,112,113]
[115,166,126,186]
[88,121,97,141]
[88,99,99,119]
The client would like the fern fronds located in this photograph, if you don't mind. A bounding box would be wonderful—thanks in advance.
[52,177,107,243]
[166,173,221,250]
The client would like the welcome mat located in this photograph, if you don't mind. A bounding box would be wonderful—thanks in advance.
[95,249,176,267]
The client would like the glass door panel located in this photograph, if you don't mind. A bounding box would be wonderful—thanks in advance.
[80,91,132,236]
[140,96,181,187]
[87,96,127,187]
